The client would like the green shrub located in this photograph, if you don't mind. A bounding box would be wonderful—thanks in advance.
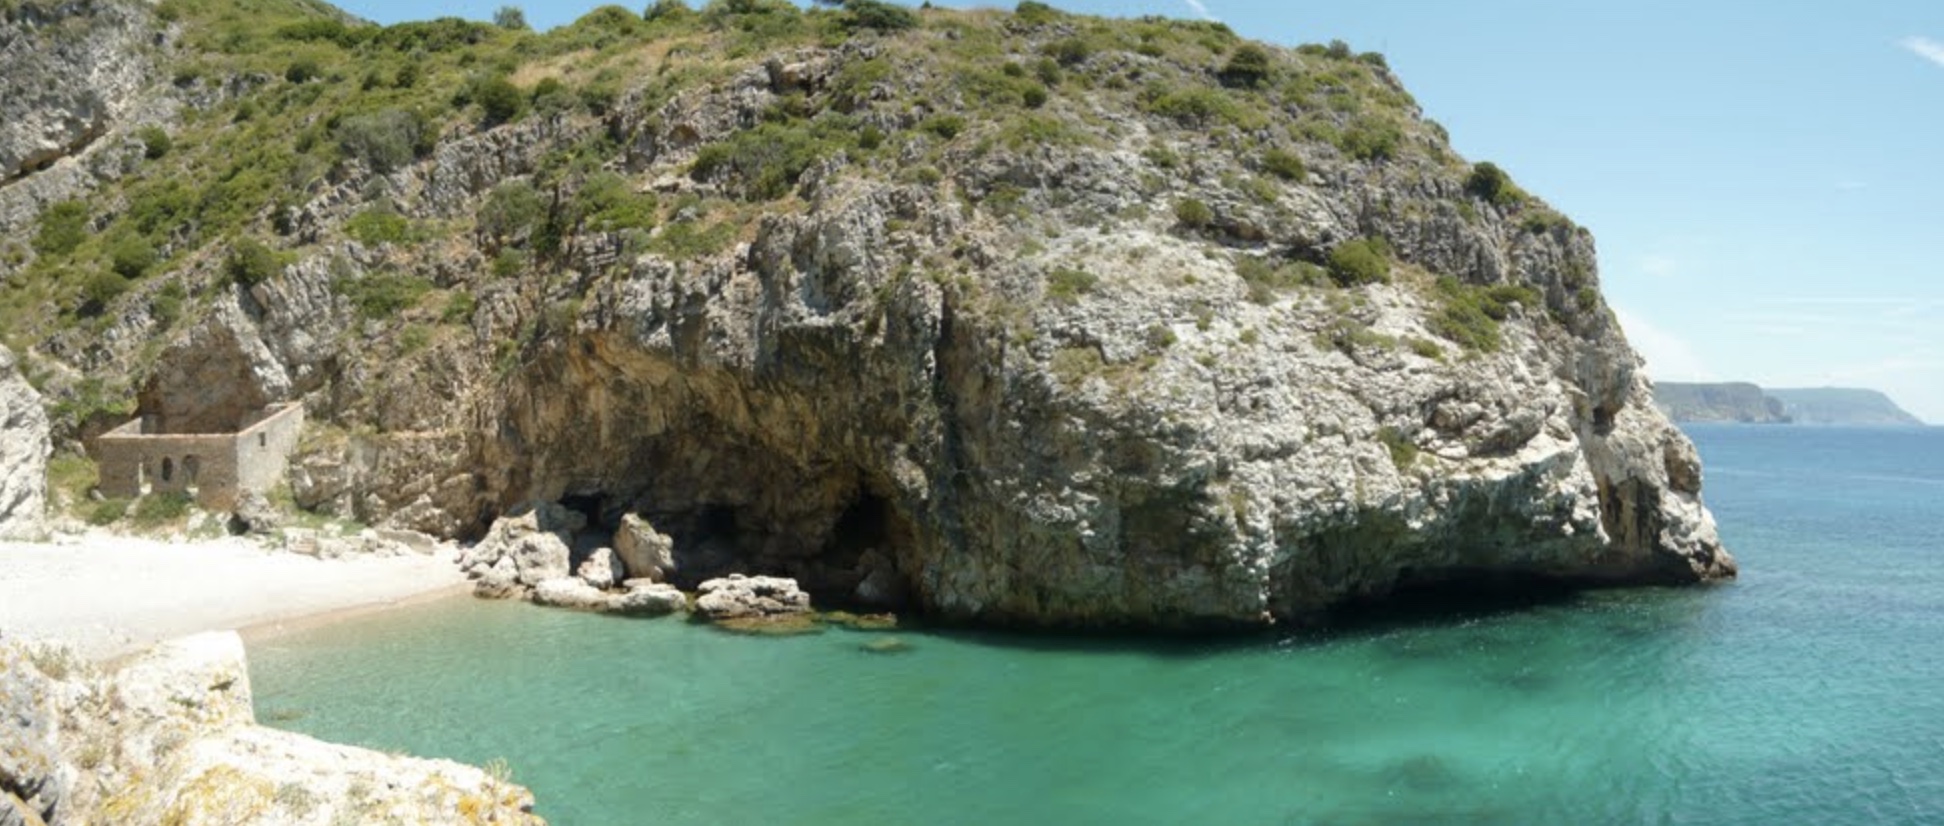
[1464,161,1521,206]
[335,109,429,174]
[1142,85,1251,128]
[284,57,323,84]
[1338,116,1401,161]
[33,201,89,257]
[920,114,966,140]
[1022,84,1049,108]
[1261,148,1305,181]
[1406,337,1444,360]
[1046,37,1091,67]
[492,249,528,278]
[1235,255,1324,303]
[1377,426,1418,470]
[644,0,694,22]
[1046,267,1098,303]
[691,120,849,200]
[442,291,477,324]
[80,270,130,310]
[108,235,157,279]
[473,76,526,126]
[1326,237,1390,286]
[137,126,172,160]
[225,237,284,287]
[335,271,435,319]
[1219,44,1273,89]
[131,492,193,526]
[577,172,658,232]
[346,206,413,245]
[1174,197,1214,230]
[494,5,529,29]
[1428,276,1541,352]
[1014,0,1059,25]
[86,498,129,526]
[648,219,735,260]
[1520,210,1574,235]
[152,281,185,326]
[477,181,544,248]
[840,0,916,32]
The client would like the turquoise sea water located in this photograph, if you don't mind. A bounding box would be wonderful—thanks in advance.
[250,425,1944,825]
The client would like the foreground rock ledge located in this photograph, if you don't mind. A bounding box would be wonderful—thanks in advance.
[0,631,543,825]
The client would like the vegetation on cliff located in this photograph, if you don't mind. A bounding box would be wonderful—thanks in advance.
[0,0,1730,626]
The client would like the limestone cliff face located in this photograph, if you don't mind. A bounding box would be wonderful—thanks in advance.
[17,5,1733,627]
[0,632,541,825]
[0,0,168,278]
[0,347,49,540]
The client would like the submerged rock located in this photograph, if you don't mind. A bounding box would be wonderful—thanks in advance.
[859,637,913,655]
[0,632,541,824]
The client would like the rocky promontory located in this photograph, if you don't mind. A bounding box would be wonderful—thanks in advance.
[0,0,1732,632]
[0,631,541,825]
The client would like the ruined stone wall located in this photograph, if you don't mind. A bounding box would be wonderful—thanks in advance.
[94,404,303,510]
[235,403,303,495]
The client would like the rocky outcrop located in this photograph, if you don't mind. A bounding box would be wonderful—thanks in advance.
[694,576,813,621]
[458,501,581,594]
[10,3,1734,629]
[0,631,541,825]
[464,505,688,616]
[0,347,49,539]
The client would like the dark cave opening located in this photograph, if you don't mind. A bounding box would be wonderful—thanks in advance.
[1324,567,1583,628]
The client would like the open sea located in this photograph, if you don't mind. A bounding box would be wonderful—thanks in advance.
[250,425,1944,825]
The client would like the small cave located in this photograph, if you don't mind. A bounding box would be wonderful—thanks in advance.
[1325,566,1582,629]
[812,490,916,611]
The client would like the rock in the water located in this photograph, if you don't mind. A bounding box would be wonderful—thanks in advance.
[578,547,622,590]
[474,556,522,599]
[0,632,542,824]
[612,514,675,583]
[694,574,812,620]
[532,577,608,611]
[608,581,687,616]
[0,347,49,540]
[460,501,582,596]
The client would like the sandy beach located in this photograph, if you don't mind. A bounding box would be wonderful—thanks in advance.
[0,532,469,660]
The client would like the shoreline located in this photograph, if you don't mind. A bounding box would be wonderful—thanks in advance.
[237,581,472,648]
[0,531,471,662]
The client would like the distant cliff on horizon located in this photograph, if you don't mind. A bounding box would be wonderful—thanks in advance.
[1655,382,1925,427]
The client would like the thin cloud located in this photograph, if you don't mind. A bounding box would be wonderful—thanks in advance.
[1901,36,1944,68]
[1182,0,1217,22]
[1638,254,1679,278]
[1613,306,1714,382]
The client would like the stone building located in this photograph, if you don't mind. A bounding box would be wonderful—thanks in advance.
[95,403,303,510]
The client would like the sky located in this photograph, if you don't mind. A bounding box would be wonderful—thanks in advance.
[335,1,1944,422]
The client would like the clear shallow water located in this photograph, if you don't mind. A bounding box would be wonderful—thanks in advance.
[251,425,1944,824]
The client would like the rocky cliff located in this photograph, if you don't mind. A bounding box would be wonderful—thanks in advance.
[0,631,541,825]
[1653,381,1790,424]
[0,347,49,539]
[1,0,1733,628]
[1768,387,1925,427]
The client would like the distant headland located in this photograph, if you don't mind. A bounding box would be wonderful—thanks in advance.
[1654,382,1926,426]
